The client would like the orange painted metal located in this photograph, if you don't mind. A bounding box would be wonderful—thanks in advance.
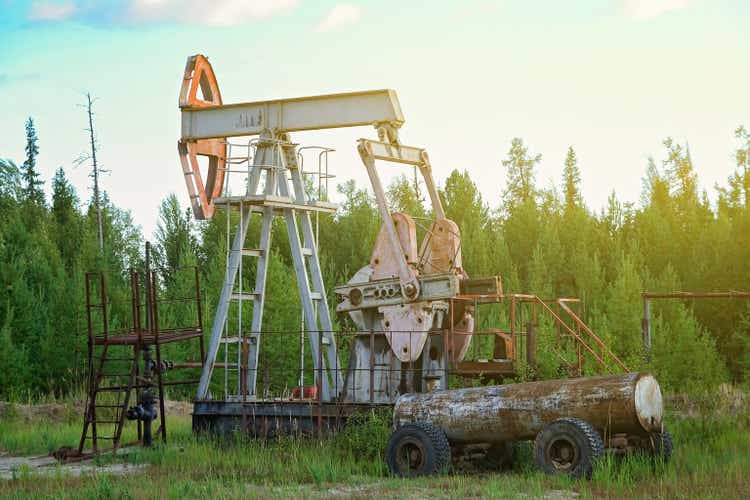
[178,54,226,219]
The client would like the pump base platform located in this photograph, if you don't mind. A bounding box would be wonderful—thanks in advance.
[192,400,391,438]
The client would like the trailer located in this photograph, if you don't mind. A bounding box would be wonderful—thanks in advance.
[387,372,673,478]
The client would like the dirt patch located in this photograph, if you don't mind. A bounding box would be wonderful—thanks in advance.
[0,400,193,424]
[0,451,148,480]
[0,402,82,423]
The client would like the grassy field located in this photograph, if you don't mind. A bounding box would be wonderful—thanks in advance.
[1,399,749,499]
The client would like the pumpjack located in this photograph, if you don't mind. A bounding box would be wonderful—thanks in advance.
[178,54,627,436]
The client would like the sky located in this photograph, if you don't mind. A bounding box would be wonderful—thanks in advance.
[1,0,749,238]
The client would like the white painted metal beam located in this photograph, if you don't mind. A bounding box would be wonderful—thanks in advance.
[181,89,404,141]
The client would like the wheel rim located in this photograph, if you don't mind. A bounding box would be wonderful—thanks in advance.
[396,437,426,474]
[546,436,579,472]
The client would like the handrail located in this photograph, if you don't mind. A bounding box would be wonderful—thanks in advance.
[531,297,626,374]
[557,300,629,372]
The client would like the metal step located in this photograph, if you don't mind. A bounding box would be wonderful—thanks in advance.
[230,292,259,301]
[239,248,264,257]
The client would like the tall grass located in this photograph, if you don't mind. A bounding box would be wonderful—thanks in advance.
[1,403,749,498]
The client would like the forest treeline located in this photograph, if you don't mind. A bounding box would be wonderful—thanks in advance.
[1,118,749,398]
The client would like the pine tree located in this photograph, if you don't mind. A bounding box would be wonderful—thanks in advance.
[51,167,81,270]
[501,138,541,209]
[0,159,21,201]
[663,138,698,211]
[22,117,45,206]
[155,194,197,273]
[562,146,582,210]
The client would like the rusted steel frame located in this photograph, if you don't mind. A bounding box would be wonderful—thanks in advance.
[454,293,581,303]
[557,300,628,372]
[150,272,168,443]
[533,298,614,372]
[79,273,98,454]
[194,266,206,364]
[99,272,109,343]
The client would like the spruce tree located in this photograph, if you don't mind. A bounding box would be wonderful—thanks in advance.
[51,167,81,270]
[562,146,582,210]
[501,138,541,209]
[22,117,45,206]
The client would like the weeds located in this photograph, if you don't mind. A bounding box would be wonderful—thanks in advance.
[1,403,749,498]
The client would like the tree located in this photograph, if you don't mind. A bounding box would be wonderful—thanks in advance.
[154,194,197,273]
[386,174,426,217]
[718,125,750,212]
[663,138,698,211]
[562,147,582,210]
[75,93,106,251]
[440,170,492,275]
[501,138,541,209]
[22,117,45,206]
[51,167,82,270]
[0,159,21,202]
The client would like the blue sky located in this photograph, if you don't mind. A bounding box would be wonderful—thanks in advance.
[2,0,749,236]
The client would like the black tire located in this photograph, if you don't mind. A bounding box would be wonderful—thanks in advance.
[486,441,517,471]
[386,422,451,477]
[533,417,604,479]
[647,427,674,464]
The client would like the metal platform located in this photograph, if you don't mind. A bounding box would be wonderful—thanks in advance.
[93,328,203,346]
[192,400,391,438]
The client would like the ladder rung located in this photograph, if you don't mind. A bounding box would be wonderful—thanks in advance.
[310,292,322,300]
[220,337,241,344]
[97,385,134,392]
[240,248,264,257]
[301,247,313,256]
[231,292,258,301]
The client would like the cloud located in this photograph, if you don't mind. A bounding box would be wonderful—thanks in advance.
[621,0,692,20]
[24,0,300,26]
[314,3,362,33]
[127,0,299,26]
[28,1,77,21]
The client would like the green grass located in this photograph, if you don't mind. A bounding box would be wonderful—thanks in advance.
[1,406,749,499]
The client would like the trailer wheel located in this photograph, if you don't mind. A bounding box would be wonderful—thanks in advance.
[486,441,516,471]
[646,427,673,464]
[534,417,604,479]
[386,422,451,477]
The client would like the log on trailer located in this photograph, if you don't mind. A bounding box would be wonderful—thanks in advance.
[393,372,663,444]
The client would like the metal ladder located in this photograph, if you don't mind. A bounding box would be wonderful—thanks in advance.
[78,272,139,453]
[197,133,342,402]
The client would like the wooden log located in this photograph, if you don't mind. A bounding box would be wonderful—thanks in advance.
[393,372,663,444]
